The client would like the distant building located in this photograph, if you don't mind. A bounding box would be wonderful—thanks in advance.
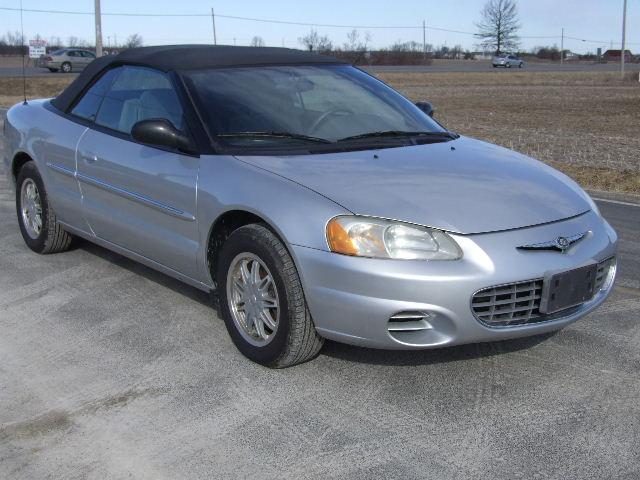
[603,49,633,62]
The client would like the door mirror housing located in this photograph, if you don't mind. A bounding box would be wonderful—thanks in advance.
[131,119,194,154]
[415,101,435,117]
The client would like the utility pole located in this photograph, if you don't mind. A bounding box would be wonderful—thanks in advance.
[211,8,217,45]
[621,0,627,78]
[422,19,426,59]
[94,0,103,57]
[560,28,564,65]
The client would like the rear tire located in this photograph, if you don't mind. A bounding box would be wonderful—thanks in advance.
[61,62,72,73]
[216,224,324,368]
[16,161,73,254]
[48,68,58,73]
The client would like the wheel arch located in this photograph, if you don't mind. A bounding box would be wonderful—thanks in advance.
[11,151,35,186]
[205,209,293,289]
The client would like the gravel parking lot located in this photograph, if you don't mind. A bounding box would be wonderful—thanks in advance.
[1,120,640,478]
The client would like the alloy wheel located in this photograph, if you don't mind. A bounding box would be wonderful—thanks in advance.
[226,252,280,346]
[20,178,43,239]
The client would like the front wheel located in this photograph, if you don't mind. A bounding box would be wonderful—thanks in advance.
[216,224,324,367]
[16,161,73,254]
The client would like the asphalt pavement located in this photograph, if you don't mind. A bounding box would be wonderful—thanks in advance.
[0,66,78,78]
[1,61,639,78]
[365,61,640,73]
[1,108,639,479]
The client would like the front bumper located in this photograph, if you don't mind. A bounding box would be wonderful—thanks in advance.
[293,210,617,349]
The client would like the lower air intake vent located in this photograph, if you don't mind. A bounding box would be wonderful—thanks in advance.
[388,311,431,332]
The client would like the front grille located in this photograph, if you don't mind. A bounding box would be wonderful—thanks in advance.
[472,279,544,326]
[472,257,615,327]
[595,257,615,291]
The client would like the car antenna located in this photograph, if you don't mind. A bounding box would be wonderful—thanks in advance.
[20,0,27,105]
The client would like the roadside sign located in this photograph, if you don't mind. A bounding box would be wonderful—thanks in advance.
[29,39,47,59]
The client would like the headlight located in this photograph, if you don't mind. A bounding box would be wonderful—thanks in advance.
[326,216,462,260]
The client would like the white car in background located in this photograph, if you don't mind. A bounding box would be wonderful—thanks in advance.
[492,54,524,68]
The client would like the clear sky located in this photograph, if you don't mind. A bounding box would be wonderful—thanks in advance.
[1,0,638,54]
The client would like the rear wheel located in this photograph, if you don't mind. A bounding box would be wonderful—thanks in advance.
[216,224,324,368]
[48,68,58,73]
[16,161,73,254]
[61,62,72,73]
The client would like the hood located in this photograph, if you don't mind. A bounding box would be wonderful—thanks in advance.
[235,136,591,234]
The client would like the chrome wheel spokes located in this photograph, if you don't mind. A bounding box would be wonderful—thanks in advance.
[20,179,43,239]
[227,253,280,346]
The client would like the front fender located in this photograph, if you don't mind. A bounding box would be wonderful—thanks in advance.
[196,154,351,284]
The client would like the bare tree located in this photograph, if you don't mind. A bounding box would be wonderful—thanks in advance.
[6,30,24,46]
[299,30,319,51]
[250,36,265,47]
[298,29,332,52]
[49,36,62,48]
[124,34,143,49]
[344,29,371,52]
[475,0,520,54]
[67,36,79,47]
[345,29,359,51]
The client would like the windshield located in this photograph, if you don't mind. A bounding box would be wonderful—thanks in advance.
[182,65,448,150]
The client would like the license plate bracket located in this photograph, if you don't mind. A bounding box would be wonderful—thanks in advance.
[539,263,598,314]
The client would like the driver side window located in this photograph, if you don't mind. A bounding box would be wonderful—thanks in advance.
[94,66,184,135]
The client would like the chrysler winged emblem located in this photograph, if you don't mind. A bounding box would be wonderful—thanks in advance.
[517,232,588,253]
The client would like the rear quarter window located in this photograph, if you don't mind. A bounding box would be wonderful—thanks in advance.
[69,68,121,121]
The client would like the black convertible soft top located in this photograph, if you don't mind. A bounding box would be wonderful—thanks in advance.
[51,45,347,112]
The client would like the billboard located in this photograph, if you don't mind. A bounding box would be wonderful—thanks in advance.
[29,39,47,59]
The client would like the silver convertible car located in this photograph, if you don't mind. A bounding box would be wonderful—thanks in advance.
[3,46,617,367]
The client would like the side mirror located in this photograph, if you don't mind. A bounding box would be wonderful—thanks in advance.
[131,119,194,154]
[415,101,435,117]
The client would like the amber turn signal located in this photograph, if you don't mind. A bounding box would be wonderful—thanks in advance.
[326,218,359,255]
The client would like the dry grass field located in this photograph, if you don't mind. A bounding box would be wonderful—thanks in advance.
[379,71,640,193]
[1,71,639,193]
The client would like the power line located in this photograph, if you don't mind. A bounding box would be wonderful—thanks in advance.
[0,6,636,45]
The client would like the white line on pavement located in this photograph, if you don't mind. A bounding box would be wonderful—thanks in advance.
[593,198,640,208]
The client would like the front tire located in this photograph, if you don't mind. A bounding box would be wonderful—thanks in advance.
[61,62,72,73]
[216,224,324,368]
[16,161,73,254]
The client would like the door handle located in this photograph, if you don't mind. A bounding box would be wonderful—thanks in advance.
[82,154,98,164]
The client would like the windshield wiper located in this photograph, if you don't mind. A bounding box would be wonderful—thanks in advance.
[217,131,332,144]
[337,130,458,142]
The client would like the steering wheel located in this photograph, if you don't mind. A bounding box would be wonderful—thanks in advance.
[308,109,352,135]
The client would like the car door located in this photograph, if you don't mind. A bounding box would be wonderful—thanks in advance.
[66,50,80,69]
[74,65,201,279]
[79,51,95,69]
